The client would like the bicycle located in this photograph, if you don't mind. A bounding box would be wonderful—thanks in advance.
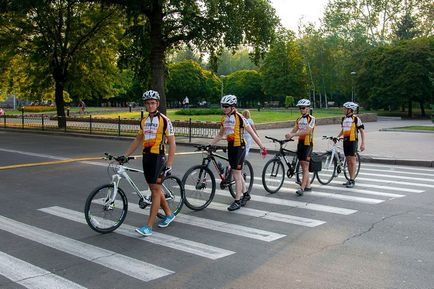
[261,136,315,194]
[84,153,185,234]
[182,145,254,211]
[315,136,361,185]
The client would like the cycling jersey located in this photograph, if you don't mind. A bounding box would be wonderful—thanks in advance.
[220,111,250,147]
[138,111,174,155]
[341,115,364,142]
[295,114,315,145]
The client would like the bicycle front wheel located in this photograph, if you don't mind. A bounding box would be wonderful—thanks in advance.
[344,152,361,180]
[262,158,285,194]
[182,165,216,211]
[228,159,254,198]
[84,184,128,234]
[157,175,185,219]
[316,153,337,185]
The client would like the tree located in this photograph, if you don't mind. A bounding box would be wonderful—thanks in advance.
[357,37,434,117]
[261,29,308,104]
[166,60,220,105]
[98,0,279,114]
[223,70,263,106]
[0,1,122,127]
[216,48,259,76]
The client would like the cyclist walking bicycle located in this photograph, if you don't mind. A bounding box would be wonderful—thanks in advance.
[210,95,267,211]
[122,90,176,236]
[285,99,315,196]
[337,101,365,188]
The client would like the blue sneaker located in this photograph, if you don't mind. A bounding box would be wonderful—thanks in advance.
[135,225,152,236]
[157,214,176,228]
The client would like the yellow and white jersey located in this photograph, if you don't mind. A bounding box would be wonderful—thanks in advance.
[220,111,250,147]
[138,111,174,154]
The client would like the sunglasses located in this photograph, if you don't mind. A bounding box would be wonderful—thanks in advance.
[222,105,232,108]
[299,107,308,110]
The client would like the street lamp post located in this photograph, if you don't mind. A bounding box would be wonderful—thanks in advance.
[351,71,356,102]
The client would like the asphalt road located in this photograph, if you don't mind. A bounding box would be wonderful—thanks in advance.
[0,131,434,289]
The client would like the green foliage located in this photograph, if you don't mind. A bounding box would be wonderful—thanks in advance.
[20,106,57,113]
[261,29,308,101]
[223,70,263,106]
[357,37,434,117]
[167,60,221,104]
[174,108,222,116]
[216,48,258,75]
[285,96,295,107]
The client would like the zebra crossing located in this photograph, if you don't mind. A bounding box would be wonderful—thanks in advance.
[1,162,433,288]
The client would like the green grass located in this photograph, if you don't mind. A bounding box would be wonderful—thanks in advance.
[94,108,346,123]
[393,126,434,132]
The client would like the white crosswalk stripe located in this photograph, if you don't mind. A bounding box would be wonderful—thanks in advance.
[0,215,173,282]
[38,206,235,260]
[0,251,86,289]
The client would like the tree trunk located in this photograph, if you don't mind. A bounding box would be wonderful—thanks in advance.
[148,4,167,115]
[408,100,413,118]
[53,66,66,128]
[419,101,426,117]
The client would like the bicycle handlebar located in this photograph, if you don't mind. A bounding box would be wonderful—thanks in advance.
[195,145,227,153]
[265,136,294,145]
[322,136,343,143]
[104,153,135,164]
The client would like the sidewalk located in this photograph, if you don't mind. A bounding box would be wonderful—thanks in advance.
[177,117,434,167]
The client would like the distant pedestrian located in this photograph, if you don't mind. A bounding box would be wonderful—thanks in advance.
[337,101,365,188]
[78,100,86,114]
[242,110,258,158]
[182,96,189,108]
[0,108,4,116]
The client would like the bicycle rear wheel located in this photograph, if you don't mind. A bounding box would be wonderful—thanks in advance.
[295,161,315,185]
[344,152,361,180]
[316,153,337,185]
[157,175,185,219]
[228,160,254,198]
[182,165,216,211]
[84,184,128,234]
[262,158,285,194]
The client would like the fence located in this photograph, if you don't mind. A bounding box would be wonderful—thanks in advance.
[1,114,220,142]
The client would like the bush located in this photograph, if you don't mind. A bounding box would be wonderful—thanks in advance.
[20,106,57,113]
[175,108,222,116]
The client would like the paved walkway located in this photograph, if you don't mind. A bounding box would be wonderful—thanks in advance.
[177,117,434,167]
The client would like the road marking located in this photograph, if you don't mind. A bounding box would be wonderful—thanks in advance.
[0,215,173,282]
[357,167,434,177]
[184,186,357,215]
[356,171,434,183]
[328,181,423,193]
[184,198,326,227]
[125,204,286,242]
[39,206,234,260]
[0,251,86,289]
[348,176,434,188]
[0,157,102,170]
[256,176,405,198]
[363,163,434,173]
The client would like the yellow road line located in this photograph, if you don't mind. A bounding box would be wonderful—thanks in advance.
[0,157,102,170]
[0,151,202,170]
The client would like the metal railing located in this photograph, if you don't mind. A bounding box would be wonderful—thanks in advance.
[1,114,220,142]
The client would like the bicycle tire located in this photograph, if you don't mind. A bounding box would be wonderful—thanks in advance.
[228,160,254,198]
[262,158,285,194]
[316,152,337,185]
[295,161,315,184]
[182,165,216,211]
[84,184,128,234]
[157,175,185,219]
[344,152,361,180]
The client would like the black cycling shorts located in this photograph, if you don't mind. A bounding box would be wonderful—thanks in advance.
[297,142,313,161]
[142,153,165,184]
[343,140,358,157]
[227,145,246,170]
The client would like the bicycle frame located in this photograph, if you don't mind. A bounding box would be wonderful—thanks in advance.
[199,147,233,182]
[110,164,148,204]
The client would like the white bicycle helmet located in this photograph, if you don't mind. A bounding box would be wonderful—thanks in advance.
[296,99,311,107]
[343,101,358,111]
[221,95,237,106]
[142,90,160,101]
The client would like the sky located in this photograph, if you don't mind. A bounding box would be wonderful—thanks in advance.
[269,0,329,32]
